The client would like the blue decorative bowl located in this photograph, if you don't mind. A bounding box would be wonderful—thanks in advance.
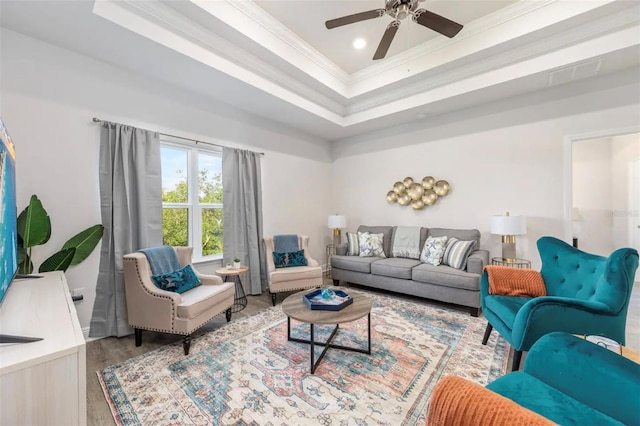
[303,289,353,311]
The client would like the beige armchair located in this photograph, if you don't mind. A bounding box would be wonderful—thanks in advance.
[264,235,323,305]
[123,246,235,355]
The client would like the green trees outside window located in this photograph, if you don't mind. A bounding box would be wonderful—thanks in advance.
[161,145,223,258]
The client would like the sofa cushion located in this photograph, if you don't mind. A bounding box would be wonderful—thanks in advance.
[371,258,422,280]
[273,249,307,268]
[412,263,481,291]
[487,372,622,426]
[484,295,531,329]
[420,236,448,266]
[358,226,394,258]
[346,232,359,256]
[270,265,322,284]
[151,265,202,294]
[331,255,381,273]
[359,232,386,258]
[428,228,480,246]
[177,282,234,319]
[443,238,477,270]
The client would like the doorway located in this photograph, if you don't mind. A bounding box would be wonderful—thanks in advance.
[567,130,640,282]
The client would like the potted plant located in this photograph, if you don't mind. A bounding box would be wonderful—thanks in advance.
[233,257,241,269]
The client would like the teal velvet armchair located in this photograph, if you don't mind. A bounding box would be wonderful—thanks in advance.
[481,236,638,370]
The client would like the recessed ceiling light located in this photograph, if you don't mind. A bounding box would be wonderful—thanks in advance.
[353,38,367,50]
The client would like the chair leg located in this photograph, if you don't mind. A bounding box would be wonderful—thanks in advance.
[512,350,523,371]
[225,308,232,322]
[271,292,277,306]
[482,323,493,345]
[332,279,339,286]
[183,335,191,356]
[134,328,142,347]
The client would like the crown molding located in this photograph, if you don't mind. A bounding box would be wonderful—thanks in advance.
[114,0,346,116]
[346,2,639,113]
[224,0,349,85]
[350,0,558,84]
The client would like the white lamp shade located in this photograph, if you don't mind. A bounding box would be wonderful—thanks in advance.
[491,215,526,235]
[328,215,347,229]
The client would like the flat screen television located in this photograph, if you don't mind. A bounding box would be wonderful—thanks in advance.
[0,117,18,307]
[0,118,41,343]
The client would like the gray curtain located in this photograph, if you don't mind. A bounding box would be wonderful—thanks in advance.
[222,148,266,295]
[89,122,162,338]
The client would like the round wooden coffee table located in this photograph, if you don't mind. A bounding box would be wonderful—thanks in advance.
[281,287,372,374]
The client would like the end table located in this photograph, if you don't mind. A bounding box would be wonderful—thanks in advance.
[491,257,531,269]
[215,265,249,312]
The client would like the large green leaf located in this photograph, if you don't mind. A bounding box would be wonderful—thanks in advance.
[38,248,75,272]
[61,224,104,266]
[17,195,51,249]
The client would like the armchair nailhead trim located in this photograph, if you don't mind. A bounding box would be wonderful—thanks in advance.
[125,257,176,330]
[270,281,324,294]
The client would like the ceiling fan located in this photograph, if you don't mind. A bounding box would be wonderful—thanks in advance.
[325,0,463,60]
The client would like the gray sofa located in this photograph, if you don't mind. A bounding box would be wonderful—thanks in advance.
[330,225,490,316]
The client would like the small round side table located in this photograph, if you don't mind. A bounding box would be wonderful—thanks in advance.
[491,257,531,269]
[215,265,249,313]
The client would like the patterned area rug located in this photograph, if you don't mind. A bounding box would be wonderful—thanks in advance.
[99,290,508,425]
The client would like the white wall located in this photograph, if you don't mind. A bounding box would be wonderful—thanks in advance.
[332,69,640,271]
[0,29,333,332]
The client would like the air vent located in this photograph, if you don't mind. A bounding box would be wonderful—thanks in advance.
[548,59,604,87]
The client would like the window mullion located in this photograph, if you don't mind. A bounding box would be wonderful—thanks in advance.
[190,146,203,258]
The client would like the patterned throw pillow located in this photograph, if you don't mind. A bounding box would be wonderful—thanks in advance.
[420,236,449,266]
[346,232,360,256]
[359,232,386,258]
[273,249,308,268]
[151,265,202,294]
[443,238,477,270]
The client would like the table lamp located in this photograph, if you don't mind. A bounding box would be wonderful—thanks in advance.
[491,212,526,262]
[328,214,347,246]
[572,207,582,248]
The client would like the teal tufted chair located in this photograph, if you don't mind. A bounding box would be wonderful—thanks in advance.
[481,236,638,371]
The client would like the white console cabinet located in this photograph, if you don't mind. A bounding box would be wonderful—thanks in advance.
[0,271,86,425]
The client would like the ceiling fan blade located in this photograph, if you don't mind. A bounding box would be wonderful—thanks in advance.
[373,21,400,60]
[325,9,385,29]
[413,9,463,38]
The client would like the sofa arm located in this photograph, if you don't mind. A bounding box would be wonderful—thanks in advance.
[427,376,554,426]
[197,273,224,286]
[524,332,640,426]
[467,249,489,274]
[336,243,348,256]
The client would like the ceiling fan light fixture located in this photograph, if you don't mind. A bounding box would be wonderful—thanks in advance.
[353,37,367,49]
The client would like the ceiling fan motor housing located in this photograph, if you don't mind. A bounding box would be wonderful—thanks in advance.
[386,0,420,20]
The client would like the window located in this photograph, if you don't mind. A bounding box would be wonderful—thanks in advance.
[161,142,223,260]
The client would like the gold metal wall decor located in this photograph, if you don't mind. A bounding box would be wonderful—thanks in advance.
[386,176,451,210]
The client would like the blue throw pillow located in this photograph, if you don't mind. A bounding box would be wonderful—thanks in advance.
[273,249,307,268]
[151,265,202,294]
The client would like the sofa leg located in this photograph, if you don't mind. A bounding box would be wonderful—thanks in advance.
[470,307,481,317]
[183,335,191,356]
[332,279,339,286]
[134,328,142,347]
[271,292,277,306]
[225,308,232,322]
[512,350,523,371]
[482,323,493,345]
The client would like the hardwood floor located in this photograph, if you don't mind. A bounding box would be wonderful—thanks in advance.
[86,280,640,425]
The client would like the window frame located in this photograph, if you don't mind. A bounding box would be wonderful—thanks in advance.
[160,138,223,262]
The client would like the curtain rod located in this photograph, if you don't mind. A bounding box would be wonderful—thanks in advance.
[91,117,264,155]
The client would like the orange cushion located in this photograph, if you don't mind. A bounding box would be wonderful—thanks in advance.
[484,265,547,297]
[427,376,556,426]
